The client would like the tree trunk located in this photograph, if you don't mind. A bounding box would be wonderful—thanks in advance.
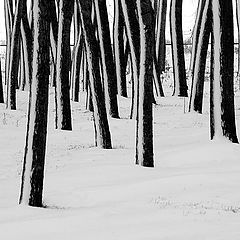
[94,0,119,118]
[78,0,112,149]
[19,0,50,207]
[0,60,3,103]
[120,0,140,119]
[55,0,74,130]
[170,0,188,97]
[113,0,127,97]
[188,0,211,113]
[155,0,167,93]
[236,0,240,81]
[6,0,23,110]
[210,0,238,143]
[136,0,154,167]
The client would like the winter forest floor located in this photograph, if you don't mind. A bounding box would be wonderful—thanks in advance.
[1,82,240,239]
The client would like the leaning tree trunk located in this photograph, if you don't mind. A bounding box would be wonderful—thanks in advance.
[189,0,204,74]
[19,0,50,207]
[210,0,238,143]
[55,0,74,130]
[20,0,33,91]
[135,0,154,167]
[94,0,119,119]
[120,0,140,119]
[188,0,211,113]
[78,0,112,149]
[6,0,23,110]
[113,0,127,97]
[170,0,188,97]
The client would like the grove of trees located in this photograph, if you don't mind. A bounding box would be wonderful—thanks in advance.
[0,0,239,206]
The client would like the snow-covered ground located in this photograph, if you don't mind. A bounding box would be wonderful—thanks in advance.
[1,82,240,240]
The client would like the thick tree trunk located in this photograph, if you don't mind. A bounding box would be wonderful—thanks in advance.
[19,0,50,207]
[78,0,112,149]
[55,0,74,130]
[210,0,238,143]
[94,0,119,118]
[113,0,127,97]
[188,0,211,113]
[170,0,188,97]
[136,0,154,167]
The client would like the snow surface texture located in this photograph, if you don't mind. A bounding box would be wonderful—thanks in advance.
[1,82,240,239]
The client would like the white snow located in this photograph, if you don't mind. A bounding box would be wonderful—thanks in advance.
[1,84,240,239]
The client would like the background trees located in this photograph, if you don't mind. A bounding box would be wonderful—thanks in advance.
[0,0,239,207]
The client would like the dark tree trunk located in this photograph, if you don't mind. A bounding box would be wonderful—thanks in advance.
[19,0,50,207]
[136,0,154,167]
[49,0,58,87]
[78,0,112,149]
[236,0,240,80]
[71,1,83,102]
[210,0,238,143]
[4,0,13,86]
[20,0,33,91]
[170,0,188,97]
[120,0,140,119]
[155,0,167,96]
[94,0,119,118]
[113,0,127,97]
[0,60,3,103]
[6,0,23,110]
[188,0,211,113]
[55,0,74,130]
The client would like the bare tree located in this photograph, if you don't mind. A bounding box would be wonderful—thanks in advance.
[55,0,74,130]
[19,0,50,207]
[136,0,154,167]
[170,0,188,97]
[78,0,112,149]
[210,0,238,143]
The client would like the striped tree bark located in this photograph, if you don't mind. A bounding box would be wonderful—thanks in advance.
[55,0,74,130]
[210,0,238,143]
[136,0,154,167]
[188,0,211,113]
[113,0,127,97]
[94,0,119,118]
[120,0,140,119]
[78,0,112,149]
[19,0,50,207]
[170,0,188,97]
[6,0,23,110]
